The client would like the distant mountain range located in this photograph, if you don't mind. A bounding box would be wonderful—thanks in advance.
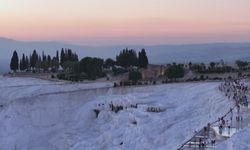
[1,37,250,73]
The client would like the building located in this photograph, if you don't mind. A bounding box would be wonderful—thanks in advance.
[141,65,166,81]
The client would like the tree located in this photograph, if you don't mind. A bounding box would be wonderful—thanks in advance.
[165,63,185,80]
[210,62,216,70]
[67,49,73,61]
[20,54,26,71]
[105,58,115,68]
[79,57,104,80]
[191,63,206,73]
[116,48,138,67]
[56,50,59,62]
[188,62,192,69]
[41,60,49,72]
[129,70,142,82]
[36,55,42,71]
[60,48,65,66]
[25,56,29,70]
[73,53,79,62]
[60,49,78,69]
[19,58,23,71]
[30,50,38,69]
[47,55,52,70]
[42,51,46,62]
[10,51,19,72]
[47,55,51,62]
[236,60,248,70]
[138,49,149,68]
[62,61,77,73]
[51,57,59,72]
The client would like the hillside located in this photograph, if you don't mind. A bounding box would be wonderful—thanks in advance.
[0,76,231,150]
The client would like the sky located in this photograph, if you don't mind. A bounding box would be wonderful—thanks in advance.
[0,0,250,45]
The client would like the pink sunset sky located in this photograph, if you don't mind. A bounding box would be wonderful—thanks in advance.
[1,0,250,45]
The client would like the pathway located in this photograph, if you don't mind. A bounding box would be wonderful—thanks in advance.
[178,78,250,150]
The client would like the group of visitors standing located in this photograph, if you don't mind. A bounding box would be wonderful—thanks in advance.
[219,78,249,107]
[182,77,250,149]
[218,77,250,132]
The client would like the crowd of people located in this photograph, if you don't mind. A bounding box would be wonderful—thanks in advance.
[93,101,140,117]
[95,100,167,115]
[187,77,250,148]
[219,78,249,107]
[218,77,250,134]
[180,76,250,149]
[146,106,165,113]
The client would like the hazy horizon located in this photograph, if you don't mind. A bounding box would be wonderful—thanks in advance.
[2,36,250,47]
[1,0,250,72]
[1,0,250,45]
[1,37,250,74]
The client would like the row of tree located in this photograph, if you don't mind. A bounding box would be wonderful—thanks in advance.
[10,49,81,72]
[59,48,149,80]
[189,61,239,74]
[235,60,249,70]
[57,57,105,81]
[10,50,61,72]
[116,48,148,68]
[164,60,250,81]
[10,48,149,81]
[165,63,185,80]
[60,49,78,66]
